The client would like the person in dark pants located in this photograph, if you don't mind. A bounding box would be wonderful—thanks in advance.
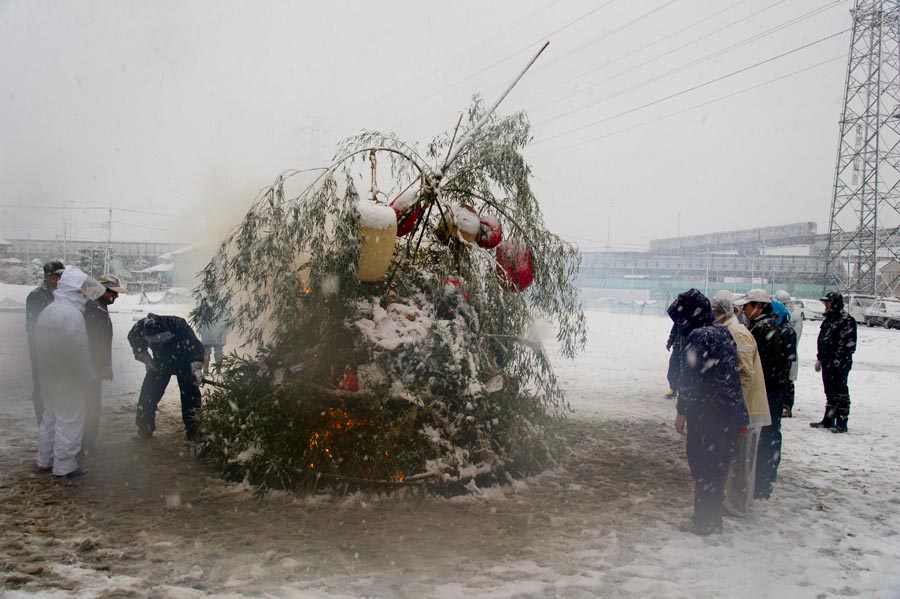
[82,275,126,455]
[665,323,684,398]
[735,289,790,500]
[669,289,749,535]
[127,313,205,440]
[25,260,65,425]
[811,291,857,433]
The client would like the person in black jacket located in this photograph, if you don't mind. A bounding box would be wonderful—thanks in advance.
[25,260,65,425]
[811,291,857,433]
[735,288,790,500]
[128,313,205,440]
[82,275,126,455]
[669,289,749,535]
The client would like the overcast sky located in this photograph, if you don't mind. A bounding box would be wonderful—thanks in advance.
[0,0,852,250]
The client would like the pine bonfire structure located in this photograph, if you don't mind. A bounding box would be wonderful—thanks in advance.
[192,43,586,495]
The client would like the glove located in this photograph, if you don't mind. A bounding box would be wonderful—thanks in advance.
[190,361,204,385]
[739,425,749,437]
[814,360,821,373]
[137,352,157,373]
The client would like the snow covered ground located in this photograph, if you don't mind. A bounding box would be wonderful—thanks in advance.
[1,283,899,598]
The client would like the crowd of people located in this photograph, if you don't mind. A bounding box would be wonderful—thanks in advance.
[19,259,860,531]
[24,260,224,479]
[666,287,857,535]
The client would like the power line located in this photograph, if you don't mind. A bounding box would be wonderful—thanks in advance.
[518,0,753,107]
[0,204,180,218]
[362,0,620,124]
[397,0,685,131]
[530,0,681,73]
[327,0,566,121]
[530,28,849,147]
[531,0,844,126]
[529,54,846,158]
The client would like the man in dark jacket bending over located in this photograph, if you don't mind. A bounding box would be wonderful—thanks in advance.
[811,291,857,433]
[669,289,749,535]
[128,313,204,440]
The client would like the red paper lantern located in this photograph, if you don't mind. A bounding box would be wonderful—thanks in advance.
[390,188,421,237]
[477,214,503,249]
[337,369,359,392]
[496,240,534,292]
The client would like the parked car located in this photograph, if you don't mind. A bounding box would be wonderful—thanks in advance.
[795,298,826,320]
[846,294,878,324]
[864,299,900,328]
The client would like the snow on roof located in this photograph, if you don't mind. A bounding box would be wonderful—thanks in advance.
[161,242,210,258]
[0,257,22,264]
[0,238,11,246]
[139,262,174,273]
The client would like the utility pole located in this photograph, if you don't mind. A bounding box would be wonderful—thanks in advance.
[825,0,900,295]
[104,206,112,274]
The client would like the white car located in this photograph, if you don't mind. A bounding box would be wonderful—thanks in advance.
[846,294,878,324]
[864,299,900,328]
[795,298,826,321]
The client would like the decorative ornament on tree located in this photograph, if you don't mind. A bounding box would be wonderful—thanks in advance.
[357,199,397,282]
[390,187,421,237]
[477,213,503,249]
[337,369,359,392]
[496,239,534,292]
[437,204,480,243]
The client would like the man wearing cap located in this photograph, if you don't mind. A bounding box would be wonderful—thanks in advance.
[127,313,205,440]
[734,288,790,499]
[25,260,65,424]
[82,274,127,455]
[811,291,857,433]
[711,290,771,516]
[34,268,106,478]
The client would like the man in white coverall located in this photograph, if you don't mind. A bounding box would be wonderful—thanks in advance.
[34,268,105,478]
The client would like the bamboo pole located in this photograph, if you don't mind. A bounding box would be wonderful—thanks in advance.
[437,41,549,180]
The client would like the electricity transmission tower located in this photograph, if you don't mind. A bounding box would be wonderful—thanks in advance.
[825,0,900,295]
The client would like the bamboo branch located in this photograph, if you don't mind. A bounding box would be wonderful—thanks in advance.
[437,41,549,180]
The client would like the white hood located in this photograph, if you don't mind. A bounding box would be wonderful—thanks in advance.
[53,268,105,310]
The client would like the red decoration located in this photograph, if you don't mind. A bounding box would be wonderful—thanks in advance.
[477,214,503,249]
[390,189,421,237]
[443,276,470,303]
[496,240,534,292]
[337,369,359,392]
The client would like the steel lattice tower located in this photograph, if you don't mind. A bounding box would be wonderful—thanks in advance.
[825,0,900,295]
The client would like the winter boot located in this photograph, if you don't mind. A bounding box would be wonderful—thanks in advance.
[831,416,848,433]
[809,406,835,429]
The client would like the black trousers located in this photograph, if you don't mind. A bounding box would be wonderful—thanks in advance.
[686,415,739,532]
[29,346,44,424]
[755,384,786,498]
[822,363,851,418]
[135,369,201,438]
[83,378,102,450]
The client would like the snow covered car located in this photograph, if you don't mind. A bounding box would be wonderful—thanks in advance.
[846,293,878,324]
[795,298,825,321]
[863,299,900,328]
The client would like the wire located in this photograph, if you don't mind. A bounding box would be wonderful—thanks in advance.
[327,0,567,121]
[531,0,845,125]
[395,0,686,131]
[361,0,620,124]
[530,29,849,147]
[529,54,846,157]
[531,0,681,73]
[518,0,753,106]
